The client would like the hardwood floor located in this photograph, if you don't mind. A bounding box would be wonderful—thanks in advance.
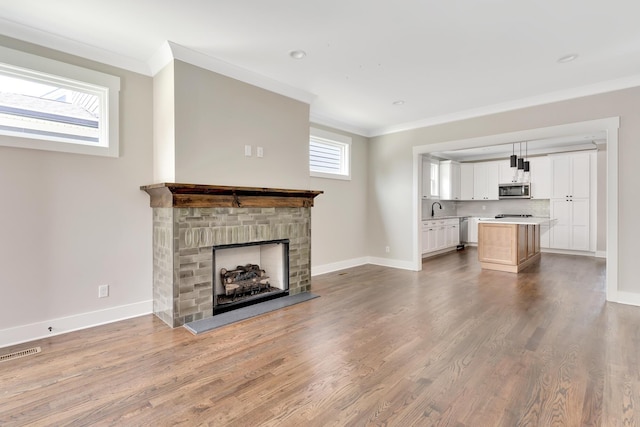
[1,249,638,426]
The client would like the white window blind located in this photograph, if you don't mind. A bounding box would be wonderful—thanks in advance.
[309,127,351,180]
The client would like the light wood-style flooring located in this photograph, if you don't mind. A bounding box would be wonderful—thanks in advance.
[1,248,638,426]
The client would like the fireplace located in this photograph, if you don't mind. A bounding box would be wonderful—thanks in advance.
[140,183,322,327]
[213,239,289,314]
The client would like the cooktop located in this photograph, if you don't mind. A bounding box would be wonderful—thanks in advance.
[495,214,533,218]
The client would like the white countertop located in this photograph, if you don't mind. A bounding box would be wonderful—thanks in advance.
[478,217,553,225]
[422,215,464,221]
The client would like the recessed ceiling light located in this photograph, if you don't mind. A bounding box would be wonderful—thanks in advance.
[289,50,306,60]
[557,54,578,63]
[392,100,405,106]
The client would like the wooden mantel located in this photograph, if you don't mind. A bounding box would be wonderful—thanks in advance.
[140,183,323,208]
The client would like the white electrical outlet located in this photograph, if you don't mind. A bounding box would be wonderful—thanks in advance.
[98,284,109,298]
[244,145,252,157]
[385,246,390,253]
[257,146,264,158]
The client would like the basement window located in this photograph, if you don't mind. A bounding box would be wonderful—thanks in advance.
[309,127,351,180]
[0,45,120,157]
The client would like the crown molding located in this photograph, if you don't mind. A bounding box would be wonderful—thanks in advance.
[309,111,369,137]
[0,20,316,105]
[148,41,316,106]
[370,74,640,137]
[2,17,639,137]
[0,18,151,75]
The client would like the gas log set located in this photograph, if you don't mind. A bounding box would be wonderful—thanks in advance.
[218,264,275,304]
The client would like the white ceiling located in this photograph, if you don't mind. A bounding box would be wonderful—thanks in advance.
[1,0,640,136]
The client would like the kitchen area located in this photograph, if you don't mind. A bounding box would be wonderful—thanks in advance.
[420,138,602,271]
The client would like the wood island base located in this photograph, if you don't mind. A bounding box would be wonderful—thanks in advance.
[478,222,541,273]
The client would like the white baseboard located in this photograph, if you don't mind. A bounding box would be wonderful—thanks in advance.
[366,256,418,271]
[613,291,640,307]
[422,247,459,259]
[540,248,596,257]
[311,257,369,276]
[0,300,153,349]
[312,256,418,277]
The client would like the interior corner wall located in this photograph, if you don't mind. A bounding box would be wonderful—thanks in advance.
[172,60,311,189]
[153,62,176,183]
[310,125,369,272]
[0,36,154,346]
[368,86,640,295]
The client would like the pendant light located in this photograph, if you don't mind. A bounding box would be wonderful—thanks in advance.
[510,144,517,168]
[524,141,530,172]
[517,142,524,170]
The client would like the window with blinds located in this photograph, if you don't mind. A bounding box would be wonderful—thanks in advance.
[309,127,351,180]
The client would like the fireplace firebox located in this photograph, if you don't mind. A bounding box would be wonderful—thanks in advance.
[213,239,289,314]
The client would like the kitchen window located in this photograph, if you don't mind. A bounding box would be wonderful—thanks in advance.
[430,159,439,197]
[309,127,351,180]
[0,45,120,157]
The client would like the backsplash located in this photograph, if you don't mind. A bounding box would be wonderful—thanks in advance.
[422,198,549,219]
[422,199,457,218]
[455,199,550,218]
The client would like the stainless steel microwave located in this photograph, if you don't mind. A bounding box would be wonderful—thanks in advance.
[498,183,531,199]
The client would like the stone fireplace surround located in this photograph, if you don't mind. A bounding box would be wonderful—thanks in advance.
[141,183,322,328]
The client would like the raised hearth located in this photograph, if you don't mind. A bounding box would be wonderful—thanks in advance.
[141,183,322,327]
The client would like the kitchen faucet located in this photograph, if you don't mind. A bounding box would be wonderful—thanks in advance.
[431,201,442,217]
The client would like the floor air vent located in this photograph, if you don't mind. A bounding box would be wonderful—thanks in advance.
[0,346,41,363]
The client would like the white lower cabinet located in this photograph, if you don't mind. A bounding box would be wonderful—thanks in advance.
[549,198,590,250]
[422,218,460,255]
[445,222,459,247]
[540,224,550,249]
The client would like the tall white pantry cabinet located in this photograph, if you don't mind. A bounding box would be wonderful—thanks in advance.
[549,152,591,251]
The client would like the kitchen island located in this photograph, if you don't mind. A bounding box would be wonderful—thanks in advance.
[477,217,550,273]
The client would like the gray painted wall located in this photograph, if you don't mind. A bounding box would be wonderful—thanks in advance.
[172,60,311,189]
[0,31,634,344]
[368,87,640,293]
[0,35,154,332]
[310,124,369,269]
[0,40,371,344]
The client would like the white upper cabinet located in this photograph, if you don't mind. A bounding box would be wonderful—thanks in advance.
[439,160,461,200]
[473,161,499,200]
[498,159,516,183]
[529,156,550,199]
[460,163,474,200]
[550,152,590,199]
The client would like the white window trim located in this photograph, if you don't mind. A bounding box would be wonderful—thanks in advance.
[0,45,120,158]
[430,159,440,197]
[309,127,351,181]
